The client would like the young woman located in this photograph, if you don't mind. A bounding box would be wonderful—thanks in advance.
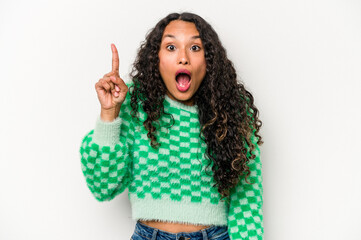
[80,12,264,240]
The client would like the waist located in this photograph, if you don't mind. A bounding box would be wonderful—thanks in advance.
[139,220,211,233]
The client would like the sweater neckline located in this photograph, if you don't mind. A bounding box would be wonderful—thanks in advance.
[164,95,199,114]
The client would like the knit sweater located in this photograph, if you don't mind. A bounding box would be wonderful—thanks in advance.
[80,81,264,240]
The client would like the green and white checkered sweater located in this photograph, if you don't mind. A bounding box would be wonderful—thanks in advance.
[80,82,263,240]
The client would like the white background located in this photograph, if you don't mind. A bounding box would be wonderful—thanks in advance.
[1,0,360,239]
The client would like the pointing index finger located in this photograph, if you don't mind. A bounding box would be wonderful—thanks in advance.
[111,43,119,73]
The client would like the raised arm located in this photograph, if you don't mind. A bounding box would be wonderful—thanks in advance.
[79,44,135,201]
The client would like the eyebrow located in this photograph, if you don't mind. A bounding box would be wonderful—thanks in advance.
[163,34,201,40]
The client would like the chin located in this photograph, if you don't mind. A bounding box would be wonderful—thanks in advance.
[168,91,194,104]
[173,92,192,100]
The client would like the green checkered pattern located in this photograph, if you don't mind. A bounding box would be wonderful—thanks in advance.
[227,141,263,239]
[80,82,263,240]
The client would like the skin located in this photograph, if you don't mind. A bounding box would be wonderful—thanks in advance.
[158,20,207,106]
[139,220,211,233]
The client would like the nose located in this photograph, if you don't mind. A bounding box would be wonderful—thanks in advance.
[178,48,189,65]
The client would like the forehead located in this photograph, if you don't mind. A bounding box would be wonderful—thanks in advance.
[162,20,200,39]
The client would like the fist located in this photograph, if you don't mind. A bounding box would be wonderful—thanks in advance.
[95,44,128,121]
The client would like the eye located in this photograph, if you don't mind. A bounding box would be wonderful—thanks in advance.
[166,45,176,51]
[191,45,201,51]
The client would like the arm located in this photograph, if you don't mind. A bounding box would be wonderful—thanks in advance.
[79,83,135,201]
[227,133,264,240]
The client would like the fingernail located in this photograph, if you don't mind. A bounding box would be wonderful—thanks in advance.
[114,92,119,97]
[115,85,120,91]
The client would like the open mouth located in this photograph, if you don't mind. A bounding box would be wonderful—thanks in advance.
[175,71,191,92]
[176,72,191,84]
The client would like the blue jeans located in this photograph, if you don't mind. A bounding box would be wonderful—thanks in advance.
[130,220,230,240]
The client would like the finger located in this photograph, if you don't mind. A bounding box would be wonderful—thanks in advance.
[100,79,112,91]
[103,71,119,78]
[95,81,105,92]
[111,43,119,73]
[110,75,127,90]
[103,77,116,90]
[107,79,115,91]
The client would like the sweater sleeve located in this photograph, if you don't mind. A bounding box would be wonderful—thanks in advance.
[79,83,135,202]
[227,133,264,240]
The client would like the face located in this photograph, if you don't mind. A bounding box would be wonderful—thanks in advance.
[158,20,206,106]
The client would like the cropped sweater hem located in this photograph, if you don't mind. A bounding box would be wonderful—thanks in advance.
[129,194,228,226]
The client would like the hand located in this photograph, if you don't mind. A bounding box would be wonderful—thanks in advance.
[95,44,128,121]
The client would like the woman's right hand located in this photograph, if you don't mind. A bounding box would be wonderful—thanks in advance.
[95,43,128,122]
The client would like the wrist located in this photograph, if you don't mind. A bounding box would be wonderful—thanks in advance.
[100,107,120,122]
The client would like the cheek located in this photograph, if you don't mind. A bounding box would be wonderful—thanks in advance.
[158,59,166,77]
[198,59,207,77]
[202,60,207,73]
[158,54,170,75]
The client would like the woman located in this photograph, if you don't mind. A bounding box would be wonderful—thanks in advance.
[80,12,264,240]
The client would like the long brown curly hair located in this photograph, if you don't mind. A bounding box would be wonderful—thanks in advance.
[129,12,263,201]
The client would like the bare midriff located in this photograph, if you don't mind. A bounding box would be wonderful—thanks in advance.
[139,220,211,234]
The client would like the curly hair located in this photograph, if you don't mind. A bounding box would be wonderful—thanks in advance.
[129,12,263,201]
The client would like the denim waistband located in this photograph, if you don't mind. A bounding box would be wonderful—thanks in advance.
[133,220,229,240]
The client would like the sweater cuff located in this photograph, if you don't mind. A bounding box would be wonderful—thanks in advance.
[93,116,122,146]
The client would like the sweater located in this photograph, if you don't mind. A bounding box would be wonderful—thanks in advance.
[79,81,264,240]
